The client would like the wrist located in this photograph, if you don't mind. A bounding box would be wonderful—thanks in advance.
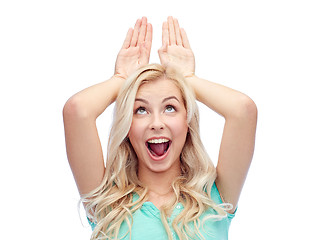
[184,74,199,88]
[183,74,202,100]
[113,73,127,81]
[183,72,196,79]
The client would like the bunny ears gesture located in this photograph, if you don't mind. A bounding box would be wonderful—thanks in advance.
[115,16,195,80]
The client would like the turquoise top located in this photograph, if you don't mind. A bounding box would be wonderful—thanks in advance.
[88,183,236,240]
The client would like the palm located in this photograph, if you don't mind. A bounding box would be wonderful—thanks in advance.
[158,17,195,78]
[159,45,195,77]
[115,17,152,79]
[115,45,150,78]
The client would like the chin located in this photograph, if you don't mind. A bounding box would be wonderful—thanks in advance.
[143,153,181,175]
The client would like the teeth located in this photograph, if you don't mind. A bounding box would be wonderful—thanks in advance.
[147,138,169,144]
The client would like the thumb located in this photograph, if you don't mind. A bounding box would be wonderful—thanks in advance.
[158,42,168,55]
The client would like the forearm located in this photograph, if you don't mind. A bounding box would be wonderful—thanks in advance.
[64,16,152,120]
[185,75,256,120]
[64,75,124,119]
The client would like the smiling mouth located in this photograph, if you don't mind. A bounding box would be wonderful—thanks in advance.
[146,139,171,157]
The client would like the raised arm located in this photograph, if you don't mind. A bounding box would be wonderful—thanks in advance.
[158,17,257,213]
[63,17,152,195]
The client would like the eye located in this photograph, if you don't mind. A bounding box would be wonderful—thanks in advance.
[135,107,147,115]
[165,105,176,113]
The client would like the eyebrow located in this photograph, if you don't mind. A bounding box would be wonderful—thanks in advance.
[134,98,149,104]
[135,96,180,104]
[162,96,180,103]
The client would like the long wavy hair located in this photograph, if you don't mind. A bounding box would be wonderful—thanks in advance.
[82,64,232,240]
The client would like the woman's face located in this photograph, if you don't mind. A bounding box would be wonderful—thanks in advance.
[128,77,188,177]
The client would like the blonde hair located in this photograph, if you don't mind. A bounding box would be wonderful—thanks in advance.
[82,64,232,240]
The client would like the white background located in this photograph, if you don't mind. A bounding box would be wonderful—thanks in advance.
[1,0,334,239]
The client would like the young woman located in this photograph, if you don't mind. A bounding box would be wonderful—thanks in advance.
[63,16,257,240]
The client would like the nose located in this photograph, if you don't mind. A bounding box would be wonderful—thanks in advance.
[149,112,165,130]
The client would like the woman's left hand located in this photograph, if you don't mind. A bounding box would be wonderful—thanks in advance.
[114,17,152,80]
[158,17,195,78]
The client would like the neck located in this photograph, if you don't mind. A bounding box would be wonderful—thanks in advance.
[138,165,181,195]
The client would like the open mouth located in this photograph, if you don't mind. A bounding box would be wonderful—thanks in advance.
[146,138,171,158]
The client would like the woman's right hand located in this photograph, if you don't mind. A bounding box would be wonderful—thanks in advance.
[63,18,153,196]
[114,17,153,80]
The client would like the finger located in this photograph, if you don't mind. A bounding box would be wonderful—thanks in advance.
[138,17,147,45]
[145,23,153,51]
[130,18,141,47]
[158,42,168,63]
[168,16,176,45]
[180,28,191,49]
[174,18,182,46]
[122,28,133,49]
[158,41,168,53]
[162,21,169,46]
